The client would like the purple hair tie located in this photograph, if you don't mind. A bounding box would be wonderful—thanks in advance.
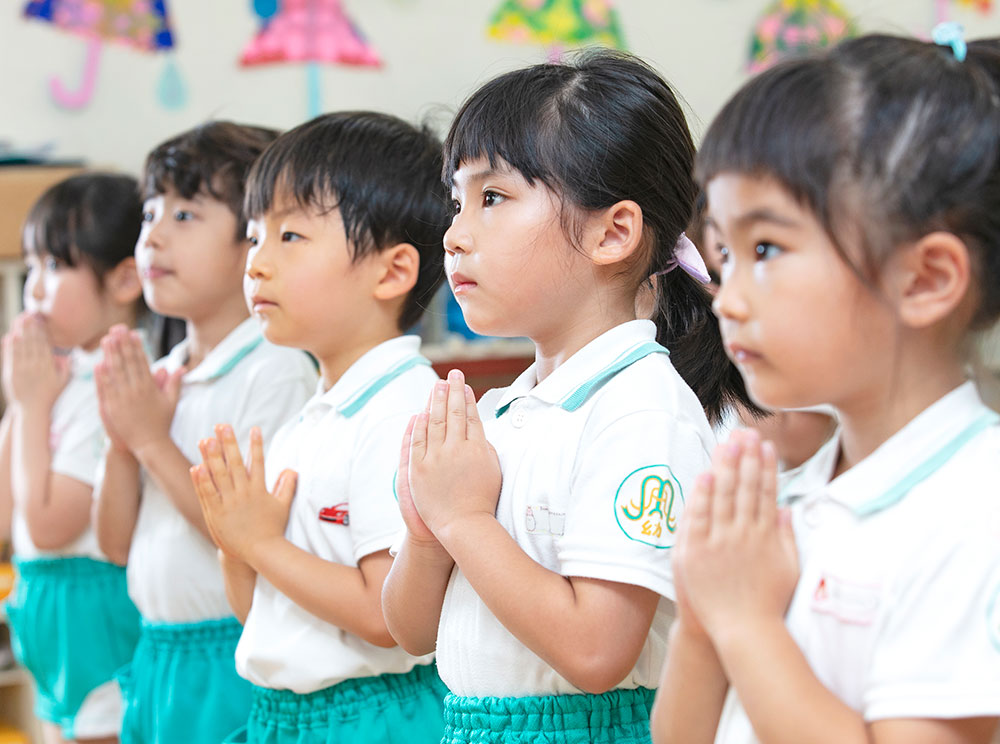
[654,233,711,284]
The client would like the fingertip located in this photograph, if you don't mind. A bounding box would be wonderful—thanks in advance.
[447,368,464,385]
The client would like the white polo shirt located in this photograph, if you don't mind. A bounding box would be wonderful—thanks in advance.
[435,319,715,697]
[235,335,437,693]
[715,382,1000,744]
[125,318,316,623]
[12,346,105,560]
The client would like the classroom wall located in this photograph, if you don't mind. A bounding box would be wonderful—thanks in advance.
[2,0,1000,174]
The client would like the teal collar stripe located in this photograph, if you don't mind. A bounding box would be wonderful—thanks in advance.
[497,340,668,417]
[559,341,669,412]
[337,356,432,418]
[854,410,999,518]
[205,337,264,380]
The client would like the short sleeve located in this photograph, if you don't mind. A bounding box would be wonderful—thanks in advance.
[49,391,104,487]
[346,414,408,562]
[558,410,711,599]
[864,527,1000,721]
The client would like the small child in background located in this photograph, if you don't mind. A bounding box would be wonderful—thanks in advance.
[652,30,1000,744]
[382,50,758,744]
[190,111,450,744]
[92,122,317,744]
[0,173,145,744]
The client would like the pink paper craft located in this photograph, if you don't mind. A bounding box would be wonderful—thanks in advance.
[241,0,381,67]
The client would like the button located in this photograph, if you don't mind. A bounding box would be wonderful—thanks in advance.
[803,501,822,529]
[511,407,527,428]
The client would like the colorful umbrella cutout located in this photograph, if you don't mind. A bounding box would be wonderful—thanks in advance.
[487,0,626,60]
[241,0,382,119]
[747,0,856,73]
[935,0,993,22]
[23,0,184,110]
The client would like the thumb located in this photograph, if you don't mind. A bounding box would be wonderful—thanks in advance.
[164,367,185,406]
[273,469,298,509]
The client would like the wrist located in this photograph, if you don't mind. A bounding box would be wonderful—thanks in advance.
[243,533,287,574]
[132,435,175,466]
[403,530,453,565]
[435,510,497,553]
[711,614,788,661]
[670,615,717,655]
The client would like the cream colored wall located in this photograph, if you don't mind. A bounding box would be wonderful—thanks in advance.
[2,1,1000,173]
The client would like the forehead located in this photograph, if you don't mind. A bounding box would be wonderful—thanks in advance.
[450,156,518,188]
[704,172,815,234]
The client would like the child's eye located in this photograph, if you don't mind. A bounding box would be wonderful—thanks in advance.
[247,236,259,247]
[44,256,61,271]
[450,199,462,216]
[754,242,783,260]
[718,245,730,263]
[142,211,154,223]
[281,232,303,242]
[483,190,504,207]
[174,210,194,222]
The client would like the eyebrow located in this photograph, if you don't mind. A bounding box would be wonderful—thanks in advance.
[706,208,802,232]
[453,167,508,190]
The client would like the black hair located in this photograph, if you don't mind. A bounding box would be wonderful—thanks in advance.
[142,121,281,242]
[443,48,757,424]
[23,172,142,282]
[698,34,1000,330]
[245,111,449,331]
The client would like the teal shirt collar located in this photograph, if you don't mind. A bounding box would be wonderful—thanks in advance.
[165,318,264,384]
[494,320,668,417]
[312,335,430,419]
[780,381,998,517]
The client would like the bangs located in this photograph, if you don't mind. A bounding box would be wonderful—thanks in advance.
[443,66,573,189]
[696,56,853,228]
[22,185,82,267]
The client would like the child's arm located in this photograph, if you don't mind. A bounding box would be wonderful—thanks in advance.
[683,432,998,744]
[650,473,730,744]
[192,426,395,646]
[409,371,660,694]
[382,415,455,655]
[96,326,209,540]
[3,316,94,550]
[0,410,15,539]
[92,446,141,565]
[218,549,257,624]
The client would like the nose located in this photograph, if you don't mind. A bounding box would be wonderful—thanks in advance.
[443,213,469,256]
[25,270,45,306]
[246,238,271,280]
[712,262,750,323]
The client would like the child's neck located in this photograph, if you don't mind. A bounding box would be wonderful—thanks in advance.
[834,349,967,478]
[184,296,250,370]
[532,301,637,384]
[316,328,403,392]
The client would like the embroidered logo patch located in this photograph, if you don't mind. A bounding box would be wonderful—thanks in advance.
[614,464,683,549]
[988,579,1000,652]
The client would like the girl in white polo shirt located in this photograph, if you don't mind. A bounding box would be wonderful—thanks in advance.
[652,30,1000,744]
[381,50,759,744]
[92,123,317,744]
[0,173,146,744]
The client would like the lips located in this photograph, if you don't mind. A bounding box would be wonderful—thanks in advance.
[140,265,172,280]
[449,271,477,295]
[725,342,762,363]
[249,294,278,312]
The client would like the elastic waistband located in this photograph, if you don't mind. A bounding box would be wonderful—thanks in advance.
[140,616,242,650]
[14,555,125,579]
[252,663,442,726]
[443,687,654,734]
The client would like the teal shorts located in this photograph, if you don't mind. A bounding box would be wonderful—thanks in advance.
[118,616,252,744]
[226,662,448,744]
[6,556,141,740]
[441,687,656,744]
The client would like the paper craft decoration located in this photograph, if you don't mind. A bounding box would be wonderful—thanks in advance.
[241,0,381,118]
[23,0,184,109]
[936,0,993,21]
[747,0,856,73]
[487,0,626,59]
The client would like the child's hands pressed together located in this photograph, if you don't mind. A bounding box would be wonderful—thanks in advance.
[676,429,799,649]
[191,425,297,566]
[1,313,70,414]
[407,369,502,542]
[95,324,183,455]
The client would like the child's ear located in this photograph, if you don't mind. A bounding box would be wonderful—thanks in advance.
[894,231,972,329]
[588,200,644,266]
[106,257,144,305]
[372,243,420,302]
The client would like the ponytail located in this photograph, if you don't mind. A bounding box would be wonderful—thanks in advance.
[653,265,765,426]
